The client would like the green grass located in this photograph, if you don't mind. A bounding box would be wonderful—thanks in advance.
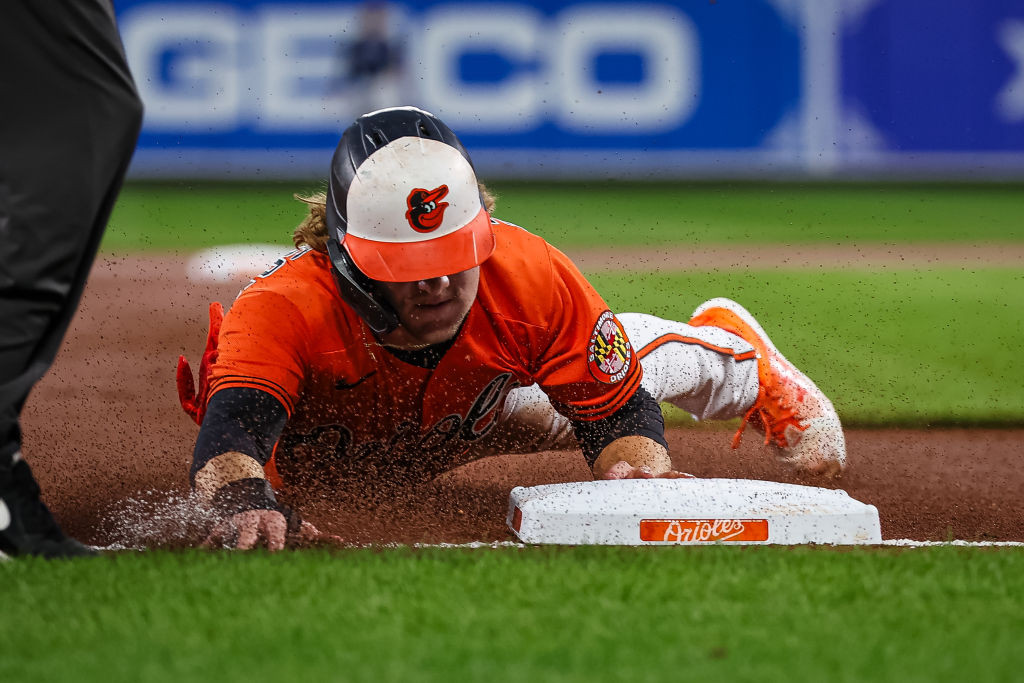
[105,182,310,250]
[494,181,1024,246]
[2,546,1022,682]
[591,268,1024,425]
[104,181,1024,250]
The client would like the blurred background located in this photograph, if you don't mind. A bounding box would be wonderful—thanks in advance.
[114,0,1024,181]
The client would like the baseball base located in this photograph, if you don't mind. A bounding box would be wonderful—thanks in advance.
[507,478,882,545]
[186,243,285,283]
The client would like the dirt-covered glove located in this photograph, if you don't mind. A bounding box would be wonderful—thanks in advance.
[177,301,224,425]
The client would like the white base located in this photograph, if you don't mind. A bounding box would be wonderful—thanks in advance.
[186,244,286,283]
[507,478,882,545]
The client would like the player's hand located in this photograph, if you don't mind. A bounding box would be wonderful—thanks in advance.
[202,509,288,550]
[599,460,695,480]
[177,301,224,425]
[201,509,344,551]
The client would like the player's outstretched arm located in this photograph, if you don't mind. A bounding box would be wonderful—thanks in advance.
[189,387,341,551]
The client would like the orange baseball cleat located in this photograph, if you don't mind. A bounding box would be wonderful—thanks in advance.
[689,298,846,476]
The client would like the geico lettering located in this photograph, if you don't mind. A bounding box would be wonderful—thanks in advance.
[119,2,700,136]
[120,6,243,130]
[257,6,358,130]
[414,4,543,131]
[242,247,313,291]
[119,4,355,131]
[551,5,699,132]
[416,4,700,133]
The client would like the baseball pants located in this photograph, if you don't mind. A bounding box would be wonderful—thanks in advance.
[480,312,761,456]
[0,0,143,463]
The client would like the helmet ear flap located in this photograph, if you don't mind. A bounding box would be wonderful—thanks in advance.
[324,146,399,335]
[326,238,399,335]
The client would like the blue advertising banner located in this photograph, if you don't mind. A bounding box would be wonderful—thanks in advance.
[116,0,805,178]
[114,0,1024,179]
[840,0,1024,173]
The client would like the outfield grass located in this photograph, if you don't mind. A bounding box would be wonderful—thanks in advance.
[105,181,1024,250]
[494,181,1024,247]
[590,268,1024,426]
[106,182,308,251]
[2,546,1022,682]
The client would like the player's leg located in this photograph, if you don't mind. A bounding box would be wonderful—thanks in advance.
[481,306,844,476]
[471,312,760,459]
[0,0,143,557]
[470,309,760,461]
[620,312,761,421]
[625,303,845,475]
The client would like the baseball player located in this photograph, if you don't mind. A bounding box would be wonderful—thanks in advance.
[178,107,845,550]
[0,0,143,558]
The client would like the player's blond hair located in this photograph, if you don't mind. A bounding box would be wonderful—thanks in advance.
[293,184,497,253]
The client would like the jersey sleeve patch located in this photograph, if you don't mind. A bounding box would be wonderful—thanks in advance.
[587,311,635,384]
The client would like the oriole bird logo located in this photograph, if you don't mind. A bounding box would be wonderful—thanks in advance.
[405,185,449,232]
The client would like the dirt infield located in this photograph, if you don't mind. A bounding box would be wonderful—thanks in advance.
[18,252,1024,547]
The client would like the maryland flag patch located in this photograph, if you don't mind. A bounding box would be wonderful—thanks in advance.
[587,311,634,384]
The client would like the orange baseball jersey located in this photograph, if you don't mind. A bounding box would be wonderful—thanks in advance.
[208,219,641,482]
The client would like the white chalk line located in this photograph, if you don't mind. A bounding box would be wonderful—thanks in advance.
[881,539,1024,548]
[86,539,1024,553]
[409,540,1024,548]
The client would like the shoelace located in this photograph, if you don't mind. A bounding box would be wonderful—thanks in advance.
[731,384,806,449]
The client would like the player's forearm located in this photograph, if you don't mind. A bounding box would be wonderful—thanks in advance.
[188,388,287,501]
[592,435,671,479]
[193,451,266,503]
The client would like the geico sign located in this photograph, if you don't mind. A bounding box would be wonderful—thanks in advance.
[120,3,699,134]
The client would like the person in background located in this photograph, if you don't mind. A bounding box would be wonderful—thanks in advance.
[331,1,404,119]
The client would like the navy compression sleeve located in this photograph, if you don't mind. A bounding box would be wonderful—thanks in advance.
[570,386,668,467]
[190,387,288,484]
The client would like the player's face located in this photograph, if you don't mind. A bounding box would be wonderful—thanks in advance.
[377,267,480,348]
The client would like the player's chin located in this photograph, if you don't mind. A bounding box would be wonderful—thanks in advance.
[403,311,463,344]
[407,302,461,329]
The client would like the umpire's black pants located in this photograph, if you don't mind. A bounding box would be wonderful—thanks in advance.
[0,0,143,462]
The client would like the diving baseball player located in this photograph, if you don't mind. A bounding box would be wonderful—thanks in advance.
[178,107,845,550]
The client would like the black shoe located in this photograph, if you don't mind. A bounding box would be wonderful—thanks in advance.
[0,452,96,558]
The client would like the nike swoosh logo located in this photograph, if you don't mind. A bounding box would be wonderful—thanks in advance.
[335,372,375,390]
[0,498,10,532]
